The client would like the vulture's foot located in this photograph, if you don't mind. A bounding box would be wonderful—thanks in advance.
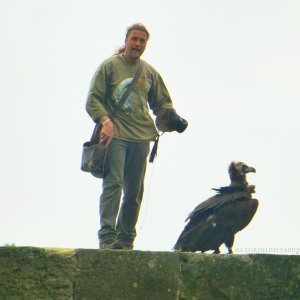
[227,248,233,254]
[212,249,220,254]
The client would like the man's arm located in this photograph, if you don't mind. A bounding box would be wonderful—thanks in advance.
[86,63,110,123]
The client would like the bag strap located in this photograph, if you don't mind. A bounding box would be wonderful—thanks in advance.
[89,60,144,145]
[90,122,103,144]
[110,60,144,119]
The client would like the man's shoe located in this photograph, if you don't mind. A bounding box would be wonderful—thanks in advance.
[121,242,133,250]
[99,239,116,250]
[110,241,133,250]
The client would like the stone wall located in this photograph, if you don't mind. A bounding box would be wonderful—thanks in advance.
[0,247,299,299]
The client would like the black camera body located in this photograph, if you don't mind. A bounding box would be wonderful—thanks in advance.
[167,110,188,133]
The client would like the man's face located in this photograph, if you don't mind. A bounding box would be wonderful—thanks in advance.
[124,30,148,61]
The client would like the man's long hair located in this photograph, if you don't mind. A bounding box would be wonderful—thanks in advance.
[115,23,150,55]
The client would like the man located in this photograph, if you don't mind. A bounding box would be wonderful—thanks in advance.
[86,23,187,250]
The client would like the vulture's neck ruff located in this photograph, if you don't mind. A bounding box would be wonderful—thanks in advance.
[212,185,255,195]
[213,162,256,195]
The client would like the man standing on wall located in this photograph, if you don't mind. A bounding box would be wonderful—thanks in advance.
[86,23,188,250]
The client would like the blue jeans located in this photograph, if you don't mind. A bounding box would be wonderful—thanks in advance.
[98,138,150,247]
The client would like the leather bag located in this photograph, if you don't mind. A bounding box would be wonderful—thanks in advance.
[81,123,107,178]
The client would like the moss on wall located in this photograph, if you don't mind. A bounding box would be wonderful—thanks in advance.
[0,247,299,300]
[0,247,75,299]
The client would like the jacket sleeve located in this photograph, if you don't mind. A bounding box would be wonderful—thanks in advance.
[147,71,173,116]
[86,62,111,123]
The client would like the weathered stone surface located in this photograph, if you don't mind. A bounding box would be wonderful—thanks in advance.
[0,246,299,300]
[0,247,75,299]
[74,250,181,300]
[178,253,300,300]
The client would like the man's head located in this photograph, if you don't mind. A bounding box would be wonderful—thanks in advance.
[125,23,150,40]
[122,23,150,62]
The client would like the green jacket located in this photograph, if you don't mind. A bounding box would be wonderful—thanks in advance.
[86,54,173,142]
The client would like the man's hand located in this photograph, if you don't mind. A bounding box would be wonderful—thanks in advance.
[99,117,114,147]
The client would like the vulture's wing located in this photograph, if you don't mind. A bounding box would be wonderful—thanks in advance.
[175,196,259,252]
[174,210,219,252]
[185,190,250,221]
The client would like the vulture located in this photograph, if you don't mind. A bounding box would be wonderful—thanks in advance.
[174,161,259,254]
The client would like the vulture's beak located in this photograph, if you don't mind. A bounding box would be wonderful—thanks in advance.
[245,167,256,173]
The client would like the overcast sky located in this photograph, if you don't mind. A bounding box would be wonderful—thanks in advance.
[1,0,299,254]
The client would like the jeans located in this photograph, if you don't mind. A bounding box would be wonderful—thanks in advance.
[98,138,150,246]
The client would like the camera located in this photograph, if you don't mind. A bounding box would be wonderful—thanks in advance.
[156,108,188,133]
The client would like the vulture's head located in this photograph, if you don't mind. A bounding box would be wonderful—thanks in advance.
[228,161,256,186]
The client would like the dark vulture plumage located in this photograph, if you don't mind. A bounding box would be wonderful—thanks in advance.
[174,161,259,254]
